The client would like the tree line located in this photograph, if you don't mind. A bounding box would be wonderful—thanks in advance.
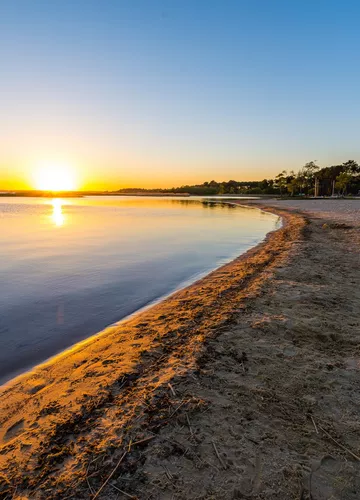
[117,160,360,196]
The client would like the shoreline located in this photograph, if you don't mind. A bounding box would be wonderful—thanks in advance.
[0,203,279,388]
[0,205,304,497]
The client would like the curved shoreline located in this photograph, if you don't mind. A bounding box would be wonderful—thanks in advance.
[0,205,305,497]
[0,201,278,387]
[0,203,279,389]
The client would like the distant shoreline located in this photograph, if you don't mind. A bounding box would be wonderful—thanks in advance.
[0,191,190,198]
[2,190,360,200]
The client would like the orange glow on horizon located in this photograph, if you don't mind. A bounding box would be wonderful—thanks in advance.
[0,158,285,192]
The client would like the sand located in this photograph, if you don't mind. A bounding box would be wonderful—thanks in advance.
[246,198,360,225]
[1,200,360,499]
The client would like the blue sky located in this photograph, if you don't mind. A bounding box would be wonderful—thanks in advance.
[1,0,360,189]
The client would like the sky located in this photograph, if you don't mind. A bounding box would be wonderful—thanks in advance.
[1,0,360,190]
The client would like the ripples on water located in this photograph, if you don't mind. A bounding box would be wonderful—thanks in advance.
[0,196,279,383]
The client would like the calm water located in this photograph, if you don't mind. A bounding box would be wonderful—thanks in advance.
[0,196,279,383]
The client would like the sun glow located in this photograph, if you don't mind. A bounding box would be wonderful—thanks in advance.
[34,163,77,191]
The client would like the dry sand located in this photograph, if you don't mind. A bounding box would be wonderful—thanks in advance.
[246,198,360,225]
[1,200,360,499]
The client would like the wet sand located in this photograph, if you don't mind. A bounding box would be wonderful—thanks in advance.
[1,201,360,499]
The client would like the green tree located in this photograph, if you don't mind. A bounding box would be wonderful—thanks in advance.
[299,161,320,194]
[275,170,287,195]
[335,172,352,195]
[342,160,359,174]
[287,177,299,196]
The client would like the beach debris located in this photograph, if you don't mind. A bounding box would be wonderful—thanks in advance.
[318,424,360,461]
[163,465,174,482]
[186,413,194,438]
[92,451,128,499]
[168,382,176,397]
[212,440,227,469]
[130,435,155,448]
[89,434,156,498]
[310,415,318,434]
[86,463,95,496]
[109,483,138,499]
[169,399,187,418]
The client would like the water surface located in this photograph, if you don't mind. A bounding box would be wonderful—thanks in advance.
[0,196,279,383]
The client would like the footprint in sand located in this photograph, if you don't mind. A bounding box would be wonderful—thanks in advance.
[4,419,25,441]
[28,383,46,394]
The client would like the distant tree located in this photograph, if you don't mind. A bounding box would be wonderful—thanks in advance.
[342,160,359,174]
[208,180,219,189]
[303,161,320,174]
[287,177,299,196]
[259,179,269,191]
[299,161,320,194]
[275,170,287,195]
[315,161,360,196]
[115,159,360,198]
[224,179,239,194]
[335,172,352,195]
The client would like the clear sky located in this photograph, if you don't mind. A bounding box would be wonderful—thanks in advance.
[1,0,360,190]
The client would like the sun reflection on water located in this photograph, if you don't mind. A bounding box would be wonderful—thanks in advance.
[51,199,65,226]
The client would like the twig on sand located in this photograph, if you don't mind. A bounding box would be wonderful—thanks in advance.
[204,457,220,471]
[186,413,194,437]
[130,435,155,448]
[86,464,95,496]
[318,425,360,461]
[91,436,155,498]
[212,441,227,469]
[168,383,176,397]
[109,483,138,499]
[169,399,186,418]
[92,451,127,499]
[310,415,318,434]
[162,465,174,481]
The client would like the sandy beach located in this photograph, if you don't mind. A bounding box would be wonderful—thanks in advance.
[1,200,360,499]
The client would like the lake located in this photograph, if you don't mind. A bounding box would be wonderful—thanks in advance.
[0,196,279,383]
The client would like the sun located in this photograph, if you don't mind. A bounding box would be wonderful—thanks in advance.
[34,163,77,191]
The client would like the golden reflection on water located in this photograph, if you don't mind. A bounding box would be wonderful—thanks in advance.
[51,199,65,226]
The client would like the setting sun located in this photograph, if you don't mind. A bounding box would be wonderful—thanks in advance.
[34,163,77,191]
